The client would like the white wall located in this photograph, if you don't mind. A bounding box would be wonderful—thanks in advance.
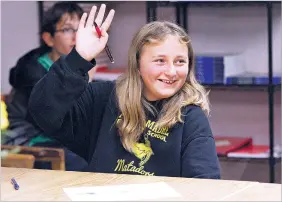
[1,1,39,94]
[209,89,281,145]
[108,2,146,68]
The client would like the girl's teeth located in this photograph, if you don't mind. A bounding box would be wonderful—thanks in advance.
[163,80,173,84]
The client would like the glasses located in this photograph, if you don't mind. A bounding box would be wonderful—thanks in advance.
[55,28,77,36]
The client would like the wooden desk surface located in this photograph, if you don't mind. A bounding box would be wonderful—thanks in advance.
[1,167,281,201]
[222,182,281,201]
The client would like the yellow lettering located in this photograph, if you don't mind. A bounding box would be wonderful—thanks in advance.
[114,159,125,171]
[152,125,159,133]
[158,127,164,134]
[114,160,155,176]
[155,127,162,134]
[163,132,169,137]
[146,131,167,142]
[146,120,155,130]
[160,127,168,135]
[129,165,136,172]
[127,161,134,169]
[135,166,144,173]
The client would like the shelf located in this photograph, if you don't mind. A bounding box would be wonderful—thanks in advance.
[219,156,281,162]
[154,1,280,7]
[203,84,281,91]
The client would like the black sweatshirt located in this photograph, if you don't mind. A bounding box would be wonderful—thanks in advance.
[5,47,50,145]
[28,48,221,179]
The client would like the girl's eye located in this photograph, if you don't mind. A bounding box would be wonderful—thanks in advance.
[175,60,187,65]
[154,59,165,63]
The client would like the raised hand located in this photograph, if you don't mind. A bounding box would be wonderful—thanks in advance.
[75,4,115,61]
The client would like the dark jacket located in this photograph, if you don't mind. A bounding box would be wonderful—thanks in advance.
[28,48,221,178]
[5,47,89,171]
[4,46,50,145]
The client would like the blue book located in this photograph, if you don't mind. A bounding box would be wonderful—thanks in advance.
[195,56,224,84]
[254,76,281,85]
[226,75,281,85]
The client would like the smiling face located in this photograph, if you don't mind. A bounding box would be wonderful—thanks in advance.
[139,35,189,101]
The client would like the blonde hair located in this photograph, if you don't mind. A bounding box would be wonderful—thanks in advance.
[116,21,210,152]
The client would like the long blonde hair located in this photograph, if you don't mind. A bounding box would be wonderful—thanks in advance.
[116,21,210,152]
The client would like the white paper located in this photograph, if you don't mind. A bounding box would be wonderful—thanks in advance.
[63,182,181,201]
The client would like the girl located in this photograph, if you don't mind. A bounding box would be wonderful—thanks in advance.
[29,4,220,178]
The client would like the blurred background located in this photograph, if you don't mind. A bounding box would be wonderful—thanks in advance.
[1,1,281,183]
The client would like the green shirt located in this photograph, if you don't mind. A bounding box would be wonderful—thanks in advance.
[37,53,53,71]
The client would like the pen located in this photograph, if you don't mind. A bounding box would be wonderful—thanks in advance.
[93,22,115,63]
[11,178,19,190]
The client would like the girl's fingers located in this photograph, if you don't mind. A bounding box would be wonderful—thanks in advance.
[86,6,97,27]
[95,4,106,27]
[101,9,115,31]
[78,13,87,30]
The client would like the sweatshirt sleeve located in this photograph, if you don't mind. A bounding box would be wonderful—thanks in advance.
[28,48,114,161]
[181,105,221,179]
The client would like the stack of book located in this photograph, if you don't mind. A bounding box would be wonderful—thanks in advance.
[195,56,225,84]
[215,136,281,159]
[225,72,281,85]
[227,145,281,158]
[215,136,252,157]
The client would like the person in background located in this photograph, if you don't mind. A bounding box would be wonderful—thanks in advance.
[28,4,220,178]
[5,1,88,171]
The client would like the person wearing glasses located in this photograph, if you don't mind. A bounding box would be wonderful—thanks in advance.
[28,4,220,178]
[5,2,88,171]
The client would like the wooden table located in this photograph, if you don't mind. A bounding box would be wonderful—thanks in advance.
[221,182,282,201]
[1,167,281,201]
